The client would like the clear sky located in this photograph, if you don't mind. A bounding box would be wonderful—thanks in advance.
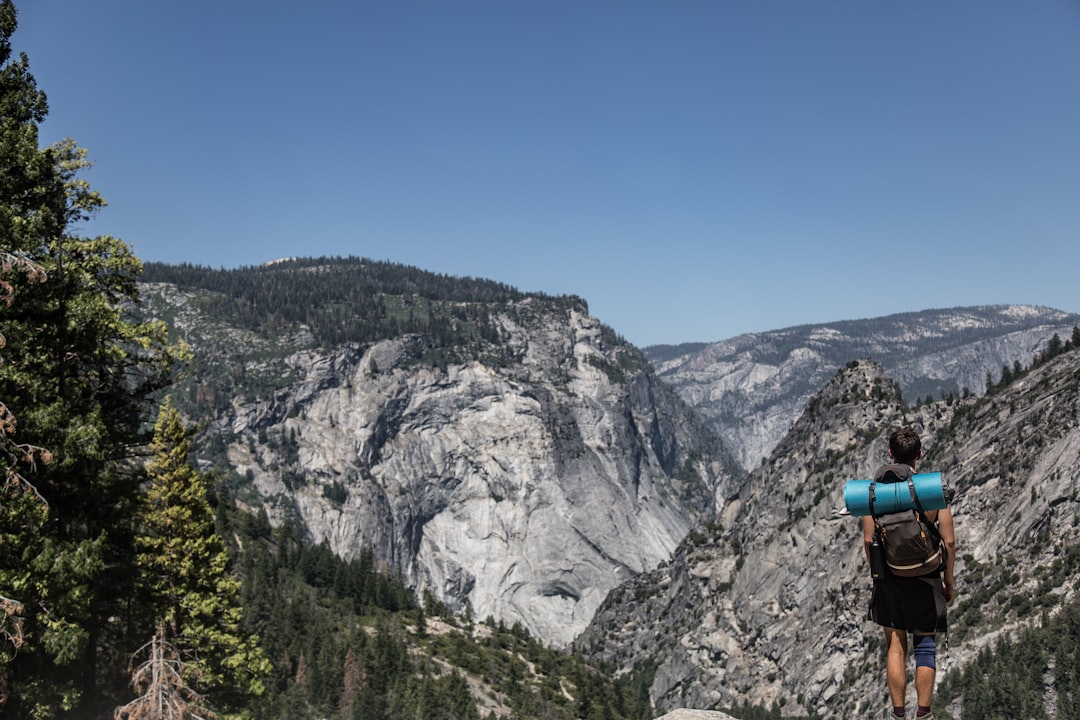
[13,1,1080,347]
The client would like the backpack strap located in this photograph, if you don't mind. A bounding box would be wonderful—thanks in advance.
[906,475,923,513]
[906,475,944,546]
[868,480,888,543]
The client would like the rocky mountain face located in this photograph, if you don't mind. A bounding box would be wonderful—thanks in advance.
[579,344,1080,717]
[140,259,1080,699]
[140,280,737,647]
[647,305,1080,472]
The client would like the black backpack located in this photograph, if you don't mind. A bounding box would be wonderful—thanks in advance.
[870,470,944,578]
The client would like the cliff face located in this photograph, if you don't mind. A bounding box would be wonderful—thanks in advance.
[580,348,1080,717]
[144,283,736,647]
[142,262,1080,698]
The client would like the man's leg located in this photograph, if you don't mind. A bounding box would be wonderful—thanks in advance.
[912,633,937,713]
[884,627,909,713]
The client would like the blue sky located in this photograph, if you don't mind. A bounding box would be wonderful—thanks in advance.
[13,1,1080,347]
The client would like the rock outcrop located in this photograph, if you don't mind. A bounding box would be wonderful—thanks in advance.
[141,262,1080,698]
[656,711,737,720]
[581,347,1080,716]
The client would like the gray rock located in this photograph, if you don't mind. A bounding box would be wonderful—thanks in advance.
[654,710,738,720]
[649,305,1079,471]
[204,298,737,647]
[583,348,1080,716]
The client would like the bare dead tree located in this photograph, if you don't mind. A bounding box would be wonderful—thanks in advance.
[114,627,216,720]
[0,251,47,308]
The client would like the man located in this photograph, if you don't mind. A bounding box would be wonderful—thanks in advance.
[863,427,956,719]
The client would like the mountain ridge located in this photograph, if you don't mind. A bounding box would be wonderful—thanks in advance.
[580,340,1080,717]
[645,304,1080,471]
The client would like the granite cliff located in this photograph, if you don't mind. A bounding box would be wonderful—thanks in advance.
[138,264,737,647]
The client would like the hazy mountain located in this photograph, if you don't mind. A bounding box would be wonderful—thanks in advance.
[645,306,1080,471]
[579,342,1080,717]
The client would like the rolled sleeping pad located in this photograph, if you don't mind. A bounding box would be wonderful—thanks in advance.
[843,472,948,516]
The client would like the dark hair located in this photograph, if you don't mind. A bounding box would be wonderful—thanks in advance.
[889,426,922,465]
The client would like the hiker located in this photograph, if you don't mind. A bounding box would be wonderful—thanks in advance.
[862,426,956,719]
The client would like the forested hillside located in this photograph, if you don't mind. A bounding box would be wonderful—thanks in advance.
[0,6,663,715]
[138,256,627,433]
[214,496,654,720]
[141,257,587,359]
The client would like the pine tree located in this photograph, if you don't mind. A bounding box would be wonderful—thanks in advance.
[0,3,108,712]
[133,397,270,715]
[339,647,362,719]
[1,2,183,713]
[1047,332,1064,359]
[0,252,49,711]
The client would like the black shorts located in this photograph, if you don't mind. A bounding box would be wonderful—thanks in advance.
[868,573,947,634]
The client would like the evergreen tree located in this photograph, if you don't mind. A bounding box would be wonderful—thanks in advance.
[1,3,185,714]
[339,647,362,719]
[1047,332,1064,359]
[132,397,270,716]
[0,252,49,711]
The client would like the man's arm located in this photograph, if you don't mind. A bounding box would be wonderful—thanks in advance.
[861,515,876,563]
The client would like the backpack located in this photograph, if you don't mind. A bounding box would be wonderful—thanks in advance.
[870,469,944,578]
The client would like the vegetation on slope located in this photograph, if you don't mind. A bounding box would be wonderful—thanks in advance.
[140,257,587,355]
[936,591,1080,720]
[135,257,648,430]
[214,493,655,720]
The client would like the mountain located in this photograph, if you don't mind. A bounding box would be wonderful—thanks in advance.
[137,257,739,648]
[137,255,1080,677]
[578,341,1080,717]
[645,306,1080,472]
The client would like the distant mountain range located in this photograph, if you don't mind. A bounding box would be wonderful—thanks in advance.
[644,305,1080,470]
